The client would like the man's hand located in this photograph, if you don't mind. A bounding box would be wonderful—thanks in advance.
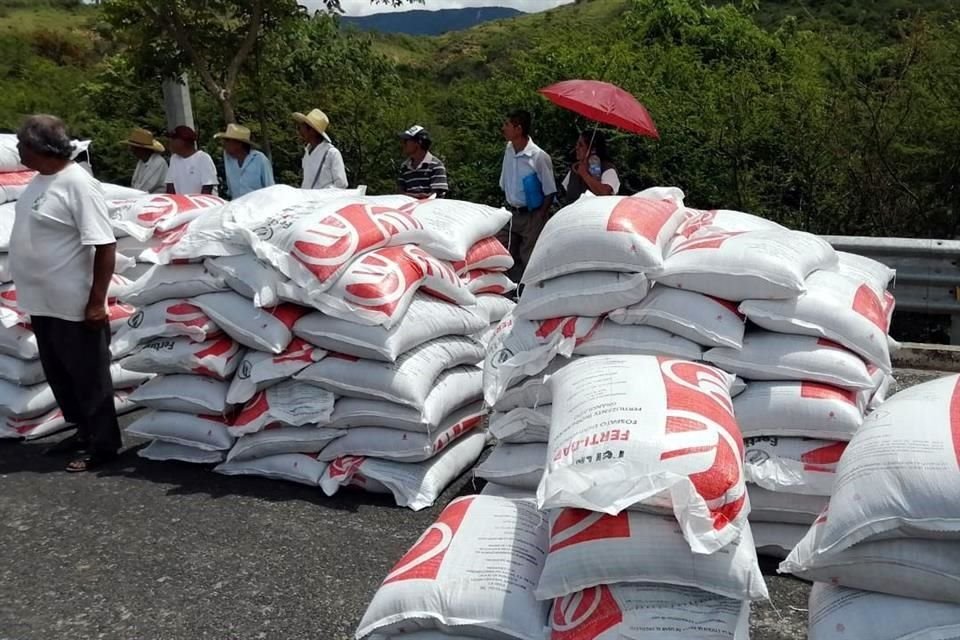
[573,161,590,179]
[84,299,109,329]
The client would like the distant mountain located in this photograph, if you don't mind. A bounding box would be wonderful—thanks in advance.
[341,7,523,35]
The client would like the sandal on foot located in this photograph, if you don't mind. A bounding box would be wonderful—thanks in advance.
[66,452,118,473]
[43,434,88,457]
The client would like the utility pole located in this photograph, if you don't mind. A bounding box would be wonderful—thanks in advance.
[162,74,195,132]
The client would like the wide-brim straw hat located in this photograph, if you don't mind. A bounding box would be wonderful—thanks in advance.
[121,127,164,153]
[292,108,331,142]
[214,123,258,148]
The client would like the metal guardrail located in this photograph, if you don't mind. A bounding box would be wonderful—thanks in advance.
[824,236,960,344]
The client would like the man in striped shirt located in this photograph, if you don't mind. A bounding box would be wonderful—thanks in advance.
[397,125,448,199]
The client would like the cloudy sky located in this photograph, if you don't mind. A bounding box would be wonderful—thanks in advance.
[313,0,573,17]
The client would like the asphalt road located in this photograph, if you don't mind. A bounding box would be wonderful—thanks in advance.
[0,368,946,640]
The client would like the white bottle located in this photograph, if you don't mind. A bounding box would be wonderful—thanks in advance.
[588,154,602,178]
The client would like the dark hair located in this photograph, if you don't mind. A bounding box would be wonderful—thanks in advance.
[17,114,73,159]
[580,130,612,163]
[507,109,532,137]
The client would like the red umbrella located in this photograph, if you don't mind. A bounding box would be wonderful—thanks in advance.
[539,80,659,139]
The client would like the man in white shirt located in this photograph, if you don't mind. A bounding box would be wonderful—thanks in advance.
[165,125,218,195]
[122,127,168,194]
[498,109,557,284]
[9,115,121,472]
[293,108,348,190]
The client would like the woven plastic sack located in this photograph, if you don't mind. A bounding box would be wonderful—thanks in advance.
[733,381,864,440]
[489,406,551,444]
[571,322,703,360]
[137,207,245,265]
[474,443,546,490]
[229,380,336,437]
[461,270,516,296]
[126,410,234,451]
[191,292,307,354]
[752,522,807,561]
[129,374,230,415]
[475,294,515,324]
[0,353,45,385]
[120,335,243,380]
[226,425,345,463]
[138,440,226,464]
[745,436,846,496]
[119,264,227,306]
[226,338,325,406]
[214,452,328,486]
[452,236,513,275]
[515,271,649,321]
[0,379,56,418]
[203,254,287,308]
[2,391,135,440]
[747,485,828,525]
[405,198,512,261]
[0,324,38,360]
[111,299,220,358]
[108,193,225,241]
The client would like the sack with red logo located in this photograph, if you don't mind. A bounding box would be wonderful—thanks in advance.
[523,194,686,285]
[461,269,516,296]
[733,381,864,440]
[475,443,546,490]
[659,229,837,300]
[0,254,10,283]
[2,391,136,440]
[782,515,960,604]
[609,286,746,349]
[355,493,549,639]
[137,207,246,265]
[321,430,485,510]
[228,380,335,437]
[120,335,243,380]
[138,440,226,464]
[744,436,846,496]
[0,170,36,204]
[752,522,807,560]
[203,254,288,308]
[476,294,515,324]
[480,482,536,501]
[835,251,895,295]
[489,406,551,444]
[0,353,45,385]
[111,299,220,358]
[535,509,767,600]
[672,209,786,241]
[226,338,325,405]
[319,402,484,463]
[0,324,37,360]
[296,336,484,409]
[126,410,235,450]
[515,271,649,321]
[538,355,746,554]
[571,321,703,360]
[294,294,485,362]
[706,333,875,390]
[492,357,575,412]
[548,583,749,640]
[119,265,228,307]
[129,374,230,415]
[109,362,154,389]
[403,199,512,261]
[214,452,328,486]
[740,269,894,372]
[226,425,345,462]
[108,194,225,241]
[191,292,307,354]
[0,379,56,418]
[748,485,828,525]
[452,236,513,275]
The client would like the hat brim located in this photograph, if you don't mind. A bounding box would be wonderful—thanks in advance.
[121,140,165,153]
[214,132,259,148]
[292,112,330,140]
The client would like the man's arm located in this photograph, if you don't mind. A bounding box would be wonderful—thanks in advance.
[430,163,449,198]
[165,161,176,194]
[146,157,168,194]
[262,154,276,188]
[85,243,116,327]
[535,152,558,216]
[200,153,219,195]
[331,150,348,189]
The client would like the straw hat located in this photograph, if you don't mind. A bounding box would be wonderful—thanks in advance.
[214,123,258,148]
[121,127,164,153]
[292,108,331,141]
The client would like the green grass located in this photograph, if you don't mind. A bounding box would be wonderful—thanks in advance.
[0,5,96,33]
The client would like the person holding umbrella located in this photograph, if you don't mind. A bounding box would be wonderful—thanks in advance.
[215,123,274,199]
[561,130,621,203]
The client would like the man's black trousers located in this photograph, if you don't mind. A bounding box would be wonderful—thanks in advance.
[31,316,121,454]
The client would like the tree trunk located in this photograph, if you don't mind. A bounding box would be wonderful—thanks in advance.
[254,41,273,159]
[220,98,237,126]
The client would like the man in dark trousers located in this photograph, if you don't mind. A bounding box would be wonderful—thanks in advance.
[10,115,121,472]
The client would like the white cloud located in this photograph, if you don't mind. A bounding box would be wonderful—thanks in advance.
[305,0,573,17]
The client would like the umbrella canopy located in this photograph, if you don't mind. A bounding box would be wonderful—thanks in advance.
[539,80,659,139]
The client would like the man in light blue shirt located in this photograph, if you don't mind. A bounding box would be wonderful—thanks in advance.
[214,123,274,199]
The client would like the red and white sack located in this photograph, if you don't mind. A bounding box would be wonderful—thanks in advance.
[0,254,11,283]
[461,270,516,296]
[191,292,307,354]
[572,321,703,360]
[452,236,513,275]
[297,336,484,409]
[3,391,134,440]
[321,431,485,510]
[747,485,828,525]
[476,294,515,325]
[740,269,893,372]
[0,170,35,203]
[226,425,345,463]
[489,406,551,444]
[834,251,895,295]
[319,402,484,463]
[493,357,575,412]
[119,264,227,307]
[0,353,44,385]
[203,254,287,308]
[515,271,649,321]
[0,202,16,249]
[137,207,245,265]
[214,452,328,486]
[523,194,685,284]
[404,199,512,261]
[659,229,837,300]
[0,324,38,360]
[294,294,485,362]
[475,443,546,490]
[0,379,56,419]
[866,364,895,409]
[111,299,220,358]
[355,494,549,640]
[129,374,230,415]
[806,374,960,556]
[536,509,767,601]
[138,440,226,464]
[733,381,864,441]
[671,209,786,241]
[609,286,745,349]
[539,355,746,554]
[705,334,875,390]
[752,522,808,560]
[120,335,243,380]
[744,436,846,496]
[483,313,599,406]
[229,380,335,437]
[108,193,225,241]
[126,410,234,451]
[226,338,325,406]
[218,184,364,229]
[807,583,960,640]
[549,583,749,640]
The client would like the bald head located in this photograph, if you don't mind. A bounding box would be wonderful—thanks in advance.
[17,114,74,174]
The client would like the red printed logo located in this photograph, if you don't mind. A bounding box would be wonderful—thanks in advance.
[549,509,631,553]
[670,231,745,254]
[950,377,960,470]
[382,496,474,584]
[801,382,856,406]
[453,236,512,273]
[231,392,270,431]
[606,197,680,244]
[165,302,211,329]
[852,283,888,332]
[431,414,482,453]
[0,170,35,187]
[551,585,623,640]
[801,442,847,473]
[133,194,223,225]
[339,245,424,316]
[328,455,366,481]
[273,338,319,365]
[676,210,716,238]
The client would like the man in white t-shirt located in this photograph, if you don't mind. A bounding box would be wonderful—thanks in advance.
[165,125,218,195]
[9,115,121,472]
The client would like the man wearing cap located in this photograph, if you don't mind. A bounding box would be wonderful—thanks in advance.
[215,123,274,199]
[293,108,348,190]
[122,128,167,194]
[165,125,218,195]
[397,125,448,199]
